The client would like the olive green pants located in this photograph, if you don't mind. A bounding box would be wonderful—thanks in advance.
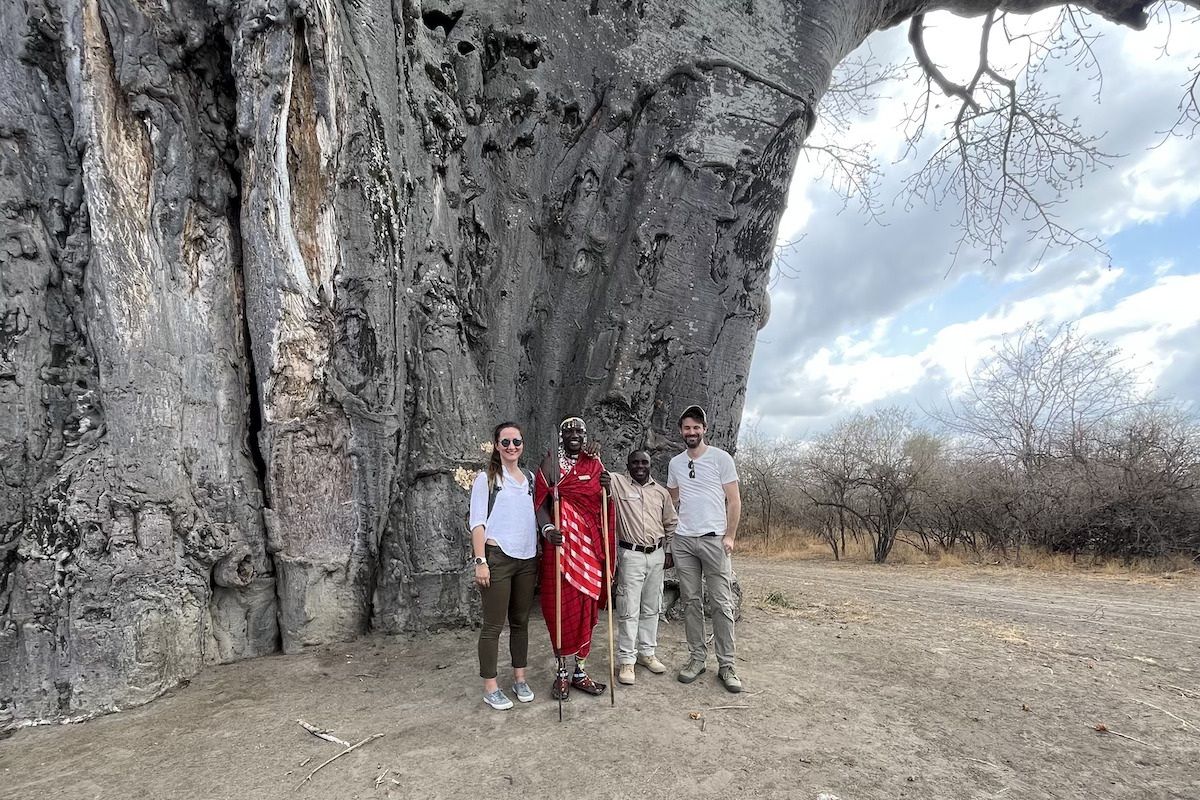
[477,544,538,680]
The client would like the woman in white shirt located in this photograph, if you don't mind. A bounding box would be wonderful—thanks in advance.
[469,422,539,710]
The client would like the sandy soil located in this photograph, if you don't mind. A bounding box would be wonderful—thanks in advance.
[2,558,1198,800]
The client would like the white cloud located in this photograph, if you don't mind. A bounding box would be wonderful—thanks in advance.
[747,8,1200,437]
[750,264,1124,425]
[1106,138,1200,230]
[1077,272,1200,391]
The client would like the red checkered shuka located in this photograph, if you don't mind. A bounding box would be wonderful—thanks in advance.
[535,450,615,659]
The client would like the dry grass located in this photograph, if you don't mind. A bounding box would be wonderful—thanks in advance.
[750,588,873,624]
[738,528,1198,580]
[968,620,1032,647]
[737,533,830,560]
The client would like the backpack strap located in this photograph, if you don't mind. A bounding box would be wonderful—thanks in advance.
[486,469,535,517]
[486,473,503,518]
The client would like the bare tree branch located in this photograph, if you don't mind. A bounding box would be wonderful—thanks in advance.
[901,8,1118,266]
[910,14,982,112]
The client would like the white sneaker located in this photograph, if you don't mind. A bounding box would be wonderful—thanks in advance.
[618,664,635,685]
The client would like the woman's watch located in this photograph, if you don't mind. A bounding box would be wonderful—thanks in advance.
[472,556,487,566]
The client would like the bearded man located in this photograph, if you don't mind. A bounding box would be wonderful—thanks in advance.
[535,417,615,701]
[667,405,743,693]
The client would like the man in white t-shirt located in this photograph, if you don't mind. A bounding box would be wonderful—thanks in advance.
[666,405,743,693]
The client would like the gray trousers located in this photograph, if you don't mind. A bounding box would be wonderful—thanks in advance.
[614,545,665,665]
[673,534,736,668]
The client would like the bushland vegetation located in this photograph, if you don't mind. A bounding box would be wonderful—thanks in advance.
[738,324,1200,566]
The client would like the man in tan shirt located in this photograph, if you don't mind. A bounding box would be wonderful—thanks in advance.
[606,450,678,685]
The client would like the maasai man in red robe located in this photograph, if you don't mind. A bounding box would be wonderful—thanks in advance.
[535,416,616,701]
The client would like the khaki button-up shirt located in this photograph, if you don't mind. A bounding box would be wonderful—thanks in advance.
[610,473,678,552]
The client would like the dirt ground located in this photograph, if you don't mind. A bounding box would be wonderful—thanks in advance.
[2,558,1198,800]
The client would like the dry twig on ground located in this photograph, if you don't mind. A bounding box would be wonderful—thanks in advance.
[1131,698,1196,732]
[297,733,385,788]
[1092,723,1155,748]
[296,719,352,748]
[1157,684,1200,700]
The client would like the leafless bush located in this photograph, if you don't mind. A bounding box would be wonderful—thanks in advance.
[739,329,1199,564]
[796,408,939,563]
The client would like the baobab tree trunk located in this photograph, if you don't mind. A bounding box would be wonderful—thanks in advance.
[0,0,1154,722]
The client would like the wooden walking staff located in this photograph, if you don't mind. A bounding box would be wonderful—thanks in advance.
[553,486,566,723]
[601,487,616,707]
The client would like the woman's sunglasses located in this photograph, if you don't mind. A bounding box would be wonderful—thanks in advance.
[499,438,523,448]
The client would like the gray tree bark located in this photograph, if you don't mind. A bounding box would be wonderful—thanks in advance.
[0,0,1153,722]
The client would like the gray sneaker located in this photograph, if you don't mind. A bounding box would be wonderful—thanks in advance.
[483,689,514,710]
[511,681,535,703]
[718,665,743,693]
[677,658,707,684]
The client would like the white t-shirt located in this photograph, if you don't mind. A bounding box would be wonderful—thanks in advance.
[468,469,537,559]
[667,446,739,537]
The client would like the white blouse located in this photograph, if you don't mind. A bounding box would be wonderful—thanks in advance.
[468,469,538,559]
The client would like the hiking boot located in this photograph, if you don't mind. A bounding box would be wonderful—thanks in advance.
[511,681,534,703]
[718,665,743,693]
[483,689,514,710]
[677,658,707,684]
[618,664,635,685]
[636,654,666,674]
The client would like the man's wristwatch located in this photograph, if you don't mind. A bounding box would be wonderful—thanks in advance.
[472,556,487,566]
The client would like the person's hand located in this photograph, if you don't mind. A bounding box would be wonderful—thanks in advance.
[723,535,735,555]
[599,470,611,490]
[663,553,674,570]
[475,563,490,588]
[543,525,563,546]
[583,440,601,457]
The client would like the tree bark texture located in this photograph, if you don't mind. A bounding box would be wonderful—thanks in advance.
[0,0,1154,721]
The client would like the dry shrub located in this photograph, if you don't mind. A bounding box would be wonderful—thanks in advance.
[737,528,830,560]
[1010,548,1197,577]
[739,530,1197,579]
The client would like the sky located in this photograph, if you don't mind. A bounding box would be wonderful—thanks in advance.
[744,5,1200,440]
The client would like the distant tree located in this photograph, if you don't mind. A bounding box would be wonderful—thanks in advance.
[936,323,1142,471]
[1080,406,1200,558]
[801,408,939,563]
[798,419,867,559]
[907,453,978,554]
[930,324,1200,558]
[736,429,797,552]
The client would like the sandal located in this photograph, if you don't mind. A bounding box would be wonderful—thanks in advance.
[551,672,571,701]
[570,671,606,696]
